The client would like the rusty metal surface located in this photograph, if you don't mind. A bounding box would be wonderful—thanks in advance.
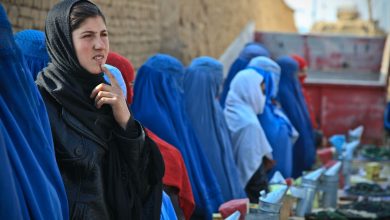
[255,32,385,74]
[304,83,385,145]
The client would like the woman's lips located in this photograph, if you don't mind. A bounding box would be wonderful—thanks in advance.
[93,55,104,65]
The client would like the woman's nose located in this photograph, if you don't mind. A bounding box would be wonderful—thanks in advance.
[94,37,105,50]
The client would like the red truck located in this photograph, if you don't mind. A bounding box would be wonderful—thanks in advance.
[254,31,390,145]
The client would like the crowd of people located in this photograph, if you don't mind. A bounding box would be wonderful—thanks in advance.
[1,0,320,219]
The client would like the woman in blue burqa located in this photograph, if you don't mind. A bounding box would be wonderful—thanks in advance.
[0,5,68,219]
[219,42,270,107]
[224,69,273,203]
[247,56,299,178]
[276,56,316,178]
[183,56,247,201]
[132,54,224,219]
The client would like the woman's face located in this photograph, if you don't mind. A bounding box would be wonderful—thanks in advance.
[260,81,266,94]
[72,16,109,74]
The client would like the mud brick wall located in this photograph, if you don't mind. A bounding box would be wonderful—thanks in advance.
[2,0,295,68]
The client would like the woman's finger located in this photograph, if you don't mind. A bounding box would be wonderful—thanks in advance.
[95,96,117,109]
[90,83,110,98]
[101,64,119,87]
[94,90,114,104]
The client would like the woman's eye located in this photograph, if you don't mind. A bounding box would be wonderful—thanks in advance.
[82,35,91,38]
[101,32,108,37]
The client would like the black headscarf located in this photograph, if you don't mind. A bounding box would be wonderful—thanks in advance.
[36,0,114,141]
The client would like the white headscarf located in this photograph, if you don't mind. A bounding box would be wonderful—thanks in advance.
[224,69,272,187]
[247,56,281,98]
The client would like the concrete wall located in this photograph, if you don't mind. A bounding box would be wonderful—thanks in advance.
[2,0,295,68]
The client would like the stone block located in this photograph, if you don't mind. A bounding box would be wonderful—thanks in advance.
[33,0,42,9]
[19,6,31,18]
[41,0,50,10]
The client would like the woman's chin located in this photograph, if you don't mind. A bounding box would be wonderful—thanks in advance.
[88,66,103,75]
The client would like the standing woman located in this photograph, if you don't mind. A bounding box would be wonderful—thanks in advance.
[276,56,315,178]
[247,57,297,178]
[36,1,164,219]
[0,5,68,219]
[106,51,195,220]
[183,56,246,201]
[224,69,273,203]
[132,54,224,220]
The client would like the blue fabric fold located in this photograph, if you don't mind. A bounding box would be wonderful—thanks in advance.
[183,56,246,201]
[276,56,315,178]
[14,29,50,80]
[132,54,223,220]
[385,102,390,131]
[0,5,68,219]
[160,191,178,220]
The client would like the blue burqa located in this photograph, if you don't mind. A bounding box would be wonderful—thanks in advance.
[0,5,68,219]
[14,29,50,80]
[132,54,223,219]
[160,191,178,220]
[219,43,270,107]
[247,57,296,178]
[276,56,315,178]
[183,56,246,201]
[385,102,390,131]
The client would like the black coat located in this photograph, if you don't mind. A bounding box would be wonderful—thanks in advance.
[40,89,164,220]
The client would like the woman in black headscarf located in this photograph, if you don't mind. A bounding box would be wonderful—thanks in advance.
[36,1,164,219]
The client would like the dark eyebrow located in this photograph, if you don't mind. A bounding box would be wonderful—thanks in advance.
[80,30,96,35]
[80,30,107,35]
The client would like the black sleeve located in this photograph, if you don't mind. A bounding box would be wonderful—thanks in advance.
[114,114,142,139]
[112,119,144,170]
[140,135,164,220]
[114,123,164,220]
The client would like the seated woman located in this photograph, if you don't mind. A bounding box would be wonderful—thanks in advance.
[36,1,164,219]
[224,69,273,203]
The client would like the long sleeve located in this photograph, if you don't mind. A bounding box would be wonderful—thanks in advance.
[113,119,164,220]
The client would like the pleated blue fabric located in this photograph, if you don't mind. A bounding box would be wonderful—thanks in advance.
[0,5,68,219]
[132,54,223,219]
[183,56,246,201]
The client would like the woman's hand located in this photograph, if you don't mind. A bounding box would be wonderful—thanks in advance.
[90,64,130,129]
[263,157,276,172]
